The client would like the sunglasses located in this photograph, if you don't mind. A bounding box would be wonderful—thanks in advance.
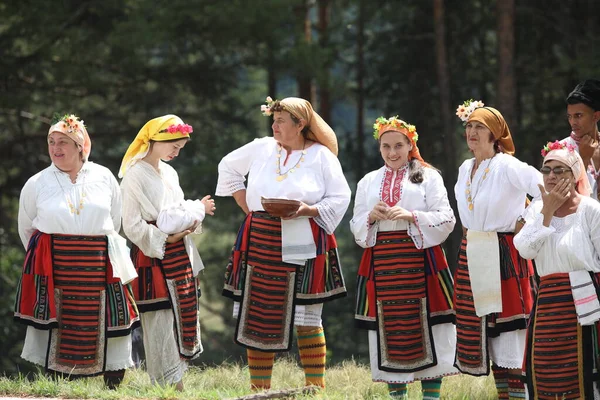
[540,166,572,175]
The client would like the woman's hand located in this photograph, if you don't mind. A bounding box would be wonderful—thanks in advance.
[281,202,318,220]
[166,220,197,243]
[538,180,571,226]
[386,205,413,222]
[368,201,389,224]
[201,195,216,216]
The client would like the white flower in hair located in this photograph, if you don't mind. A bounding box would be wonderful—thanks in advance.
[456,99,484,124]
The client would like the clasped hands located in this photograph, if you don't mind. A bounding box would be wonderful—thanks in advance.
[368,201,413,225]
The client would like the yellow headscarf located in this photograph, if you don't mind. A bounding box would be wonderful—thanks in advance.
[119,114,192,178]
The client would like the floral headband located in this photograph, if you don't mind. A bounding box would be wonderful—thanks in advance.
[51,113,85,134]
[159,123,193,134]
[261,96,277,116]
[541,140,576,157]
[372,116,418,142]
[456,99,485,124]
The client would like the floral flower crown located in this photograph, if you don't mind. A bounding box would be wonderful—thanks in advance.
[372,116,418,142]
[261,96,277,116]
[51,113,85,134]
[456,99,485,124]
[541,140,576,157]
[159,123,193,134]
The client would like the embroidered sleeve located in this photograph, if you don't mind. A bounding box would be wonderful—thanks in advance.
[313,151,351,234]
[408,170,456,249]
[513,202,554,260]
[350,175,378,248]
[216,138,266,197]
[18,175,39,249]
[121,170,169,259]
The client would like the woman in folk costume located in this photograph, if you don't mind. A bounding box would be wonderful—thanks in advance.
[350,116,458,400]
[120,115,215,390]
[216,96,351,390]
[453,100,543,399]
[15,114,139,388]
[514,142,600,399]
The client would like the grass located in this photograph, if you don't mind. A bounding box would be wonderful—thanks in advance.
[0,358,498,399]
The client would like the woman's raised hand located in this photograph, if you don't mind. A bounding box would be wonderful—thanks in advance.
[538,179,571,216]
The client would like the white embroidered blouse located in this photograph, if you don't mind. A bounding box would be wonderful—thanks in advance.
[350,165,456,249]
[215,136,351,234]
[120,160,203,274]
[514,197,600,276]
[18,162,136,283]
[454,153,543,232]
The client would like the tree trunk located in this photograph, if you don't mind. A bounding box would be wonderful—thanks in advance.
[433,0,459,269]
[317,0,331,122]
[356,0,365,180]
[496,0,516,133]
[295,0,314,103]
[266,40,277,132]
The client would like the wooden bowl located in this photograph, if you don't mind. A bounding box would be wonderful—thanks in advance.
[261,197,301,218]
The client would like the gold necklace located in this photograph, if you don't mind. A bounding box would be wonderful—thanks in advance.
[275,141,306,182]
[465,155,495,211]
[54,171,86,215]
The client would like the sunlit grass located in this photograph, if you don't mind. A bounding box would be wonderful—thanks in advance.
[0,358,497,399]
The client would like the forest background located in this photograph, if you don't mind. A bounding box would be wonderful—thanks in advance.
[1,0,599,375]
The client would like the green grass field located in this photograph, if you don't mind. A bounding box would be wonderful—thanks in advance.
[0,358,499,399]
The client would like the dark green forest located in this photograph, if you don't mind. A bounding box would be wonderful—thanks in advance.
[1,0,599,375]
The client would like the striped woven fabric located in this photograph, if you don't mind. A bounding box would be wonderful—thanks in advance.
[454,234,534,376]
[236,213,297,351]
[131,239,201,359]
[354,230,454,372]
[50,235,108,375]
[224,212,346,304]
[524,273,600,399]
[15,233,138,376]
[372,231,431,369]
[355,233,454,331]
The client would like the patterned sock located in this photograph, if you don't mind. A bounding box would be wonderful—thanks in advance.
[492,364,509,400]
[297,327,326,388]
[388,382,408,399]
[421,378,442,399]
[247,349,275,390]
[103,369,125,390]
[508,372,526,399]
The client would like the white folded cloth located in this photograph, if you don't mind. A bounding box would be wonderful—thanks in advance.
[107,231,138,284]
[569,270,600,326]
[157,200,205,234]
[466,230,503,317]
[280,218,316,266]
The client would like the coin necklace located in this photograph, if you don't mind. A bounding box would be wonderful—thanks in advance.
[275,140,306,182]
